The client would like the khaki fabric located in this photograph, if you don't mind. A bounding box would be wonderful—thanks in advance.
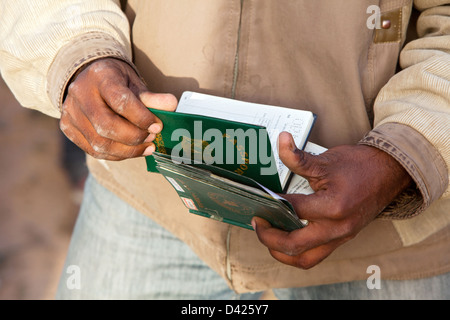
[1,0,449,292]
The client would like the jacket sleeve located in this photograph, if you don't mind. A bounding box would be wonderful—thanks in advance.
[359,0,450,219]
[0,0,133,118]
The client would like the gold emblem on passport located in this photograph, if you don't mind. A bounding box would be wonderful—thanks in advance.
[208,192,254,216]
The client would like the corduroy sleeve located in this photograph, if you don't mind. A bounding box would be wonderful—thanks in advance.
[359,0,450,219]
[0,0,133,118]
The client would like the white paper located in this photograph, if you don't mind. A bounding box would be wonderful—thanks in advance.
[176,91,316,187]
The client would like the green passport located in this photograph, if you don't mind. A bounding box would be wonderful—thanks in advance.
[145,92,317,231]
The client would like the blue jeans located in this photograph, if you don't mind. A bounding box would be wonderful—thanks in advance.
[56,174,449,300]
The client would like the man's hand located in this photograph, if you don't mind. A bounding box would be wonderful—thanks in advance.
[252,131,413,269]
[59,58,178,160]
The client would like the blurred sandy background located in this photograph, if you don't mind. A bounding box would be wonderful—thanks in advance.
[0,76,86,300]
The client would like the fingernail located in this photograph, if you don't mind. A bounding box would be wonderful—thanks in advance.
[143,144,155,156]
[144,133,156,143]
[284,133,296,151]
[148,123,162,134]
[277,132,296,153]
[251,218,257,231]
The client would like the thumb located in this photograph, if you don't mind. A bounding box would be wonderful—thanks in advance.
[125,65,178,112]
[277,131,317,178]
[139,91,178,112]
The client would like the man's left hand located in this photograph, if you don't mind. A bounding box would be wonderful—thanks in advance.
[252,131,412,269]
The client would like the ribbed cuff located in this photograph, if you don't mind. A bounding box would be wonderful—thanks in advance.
[47,31,136,113]
[359,122,448,219]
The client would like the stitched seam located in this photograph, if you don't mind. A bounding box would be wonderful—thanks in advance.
[359,134,429,205]
[47,31,133,111]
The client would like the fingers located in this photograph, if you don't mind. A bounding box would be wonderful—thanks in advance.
[98,72,178,133]
[61,58,179,160]
[98,79,161,132]
[136,91,178,133]
[268,242,340,269]
[139,91,178,112]
[252,216,350,269]
[281,192,333,221]
[253,216,335,255]
[67,90,150,146]
[277,131,319,179]
[60,120,123,161]
[255,141,404,270]
[82,57,177,133]
[61,95,155,159]
[125,65,178,112]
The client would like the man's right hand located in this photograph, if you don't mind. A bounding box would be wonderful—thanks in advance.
[59,58,178,160]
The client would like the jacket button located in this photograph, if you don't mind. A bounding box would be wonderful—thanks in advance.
[382,20,391,29]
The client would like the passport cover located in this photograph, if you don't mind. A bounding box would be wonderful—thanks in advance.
[144,92,316,231]
[151,152,305,231]
[146,108,283,192]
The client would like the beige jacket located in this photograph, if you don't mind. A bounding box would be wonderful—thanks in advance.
[1,0,449,293]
